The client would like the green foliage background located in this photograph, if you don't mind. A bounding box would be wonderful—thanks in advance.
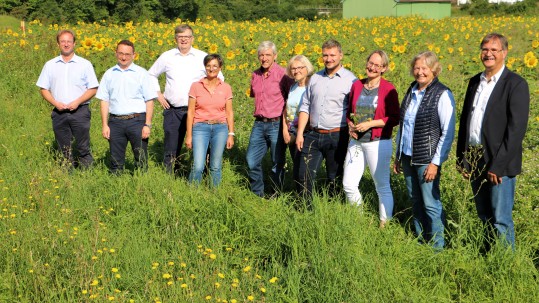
[0,0,342,23]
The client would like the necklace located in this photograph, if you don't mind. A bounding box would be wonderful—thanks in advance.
[365,78,381,90]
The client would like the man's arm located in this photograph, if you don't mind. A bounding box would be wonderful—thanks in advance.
[40,89,68,111]
[66,88,97,111]
[488,77,530,181]
[100,100,110,140]
[142,100,154,139]
[295,112,309,152]
[148,55,170,110]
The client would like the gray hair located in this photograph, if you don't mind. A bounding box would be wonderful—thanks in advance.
[286,55,315,78]
[480,32,508,51]
[174,24,193,35]
[409,51,442,77]
[257,41,277,55]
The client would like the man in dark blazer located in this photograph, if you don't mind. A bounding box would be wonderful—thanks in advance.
[456,33,530,250]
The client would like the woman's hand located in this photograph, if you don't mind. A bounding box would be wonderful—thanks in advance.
[423,163,439,183]
[226,135,234,149]
[354,121,372,133]
[185,136,192,150]
[348,121,358,139]
[393,160,401,174]
[283,131,291,144]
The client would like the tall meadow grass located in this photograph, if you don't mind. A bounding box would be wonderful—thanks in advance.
[0,15,538,302]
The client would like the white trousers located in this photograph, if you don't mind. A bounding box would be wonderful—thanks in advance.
[342,139,394,221]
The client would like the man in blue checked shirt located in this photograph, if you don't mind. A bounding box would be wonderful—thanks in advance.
[36,29,99,169]
[97,40,157,174]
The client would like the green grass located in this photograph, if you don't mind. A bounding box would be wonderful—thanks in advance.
[0,16,538,302]
[0,15,21,30]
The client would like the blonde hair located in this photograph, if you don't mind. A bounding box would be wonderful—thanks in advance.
[286,55,315,78]
[366,50,390,74]
[409,51,442,77]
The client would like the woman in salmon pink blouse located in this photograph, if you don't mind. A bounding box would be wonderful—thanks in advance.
[185,54,234,186]
[343,50,400,227]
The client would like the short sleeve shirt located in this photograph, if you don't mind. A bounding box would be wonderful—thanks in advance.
[250,63,292,119]
[189,79,233,124]
[36,54,99,105]
[96,63,157,115]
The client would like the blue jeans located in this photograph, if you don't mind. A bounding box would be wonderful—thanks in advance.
[401,155,445,249]
[246,120,286,197]
[297,129,349,199]
[189,123,228,187]
[471,173,516,249]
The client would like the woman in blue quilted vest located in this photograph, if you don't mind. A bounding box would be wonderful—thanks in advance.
[394,51,456,250]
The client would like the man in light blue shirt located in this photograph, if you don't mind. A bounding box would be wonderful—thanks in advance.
[36,29,98,169]
[295,39,357,202]
[97,40,157,174]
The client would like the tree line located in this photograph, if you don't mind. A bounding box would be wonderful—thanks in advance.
[0,0,342,23]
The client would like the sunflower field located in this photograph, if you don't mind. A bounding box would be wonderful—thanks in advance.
[0,15,538,302]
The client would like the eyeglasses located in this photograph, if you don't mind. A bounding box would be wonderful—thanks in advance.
[205,65,220,70]
[290,66,306,72]
[176,35,193,40]
[481,48,504,54]
[366,61,383,70]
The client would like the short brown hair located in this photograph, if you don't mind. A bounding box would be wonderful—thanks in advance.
[322,39,342,53]
[117,40,135,53]
[56,29,76,43]
[204,53,223,67]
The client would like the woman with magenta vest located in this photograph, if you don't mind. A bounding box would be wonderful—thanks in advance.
[394,51,455,250]
[343,50,400,228]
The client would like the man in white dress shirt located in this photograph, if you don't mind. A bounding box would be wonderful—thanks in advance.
[148,24,223,174]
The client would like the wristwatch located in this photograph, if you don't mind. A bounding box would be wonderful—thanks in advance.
[144,124,152,129]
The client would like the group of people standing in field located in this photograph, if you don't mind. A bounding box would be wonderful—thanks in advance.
[36,24,529,251]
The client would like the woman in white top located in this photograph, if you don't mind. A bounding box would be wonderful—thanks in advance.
[282,55,315,186]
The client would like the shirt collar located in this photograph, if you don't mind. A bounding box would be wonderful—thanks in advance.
[198,77,223,85]
[323,65,343,78]
[112,62,136,72]
[174,47,195,57]
[258,62,278,75]
[54,53,80,63]
[481,65,505,83]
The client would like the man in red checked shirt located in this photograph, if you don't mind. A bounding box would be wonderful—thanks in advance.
[246,41,293,197]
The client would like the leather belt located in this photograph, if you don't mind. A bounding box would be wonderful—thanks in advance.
[110,113,142,120]
[199,120,226,124]
[314,127,341,134]
[255,117,280,122]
